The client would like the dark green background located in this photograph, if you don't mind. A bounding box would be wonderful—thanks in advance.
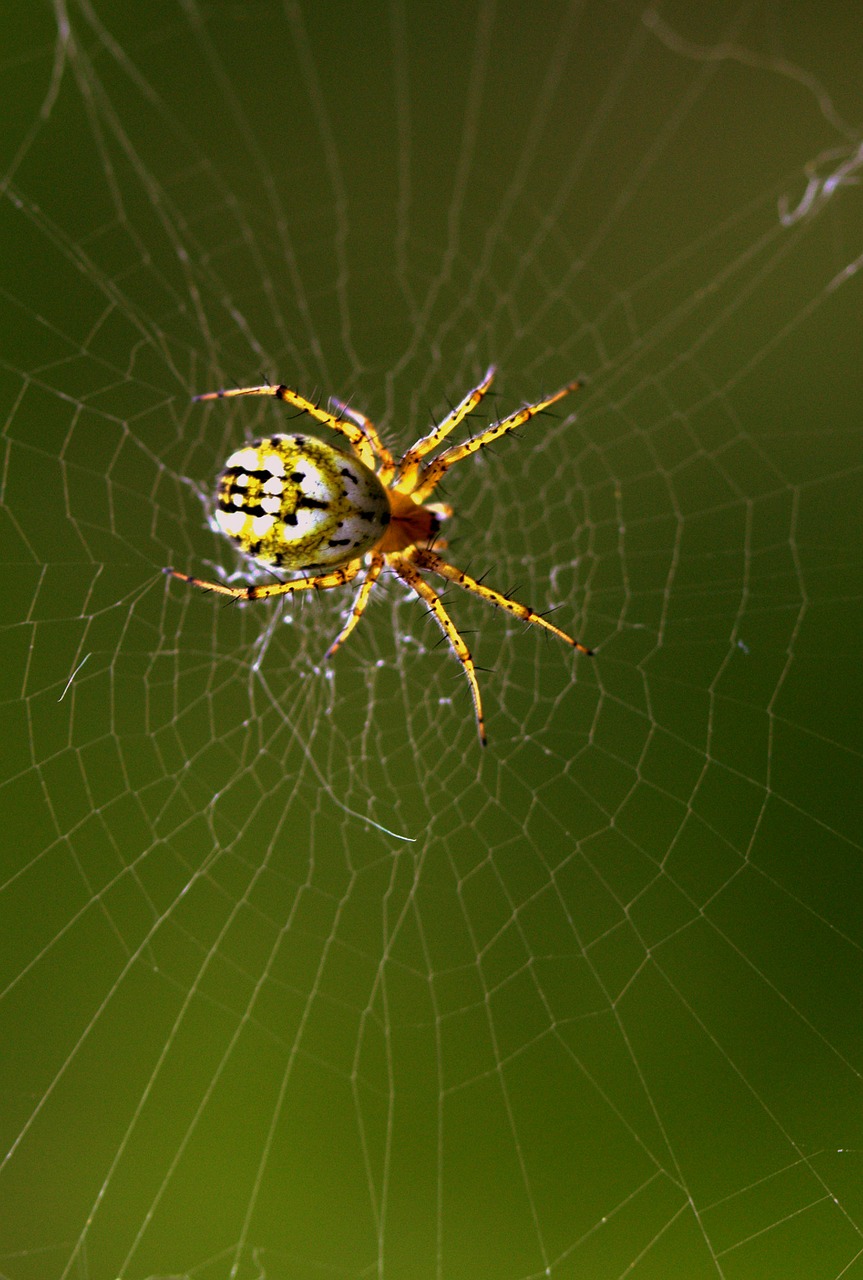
[2,2,862,1277]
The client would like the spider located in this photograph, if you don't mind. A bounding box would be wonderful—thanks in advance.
[166,366,592,744]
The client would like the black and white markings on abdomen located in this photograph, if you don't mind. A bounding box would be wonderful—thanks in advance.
[213,433,391,573]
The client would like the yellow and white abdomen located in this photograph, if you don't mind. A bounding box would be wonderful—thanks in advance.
[215,434,391,571]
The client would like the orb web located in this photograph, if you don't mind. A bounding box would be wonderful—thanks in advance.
[2,3,862,1278]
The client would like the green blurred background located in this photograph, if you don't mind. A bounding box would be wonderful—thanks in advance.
[2,2,862,1277]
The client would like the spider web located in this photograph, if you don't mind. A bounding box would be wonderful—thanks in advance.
[2,1,863,1277]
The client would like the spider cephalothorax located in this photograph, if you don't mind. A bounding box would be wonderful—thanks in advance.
[167,366,592,744]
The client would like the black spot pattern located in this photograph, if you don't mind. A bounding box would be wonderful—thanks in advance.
[214,431,390,571]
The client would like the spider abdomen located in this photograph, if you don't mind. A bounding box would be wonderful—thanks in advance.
[214,433,390,571]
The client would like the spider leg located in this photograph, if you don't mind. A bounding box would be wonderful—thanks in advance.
[396,365,496,491]
[324,551,385,658]
[193,383,376,470]
[412,378,583,502]
[166,560,360,601]
[329,397,395,480]
[414,548,593,655]
[392,556,487,746]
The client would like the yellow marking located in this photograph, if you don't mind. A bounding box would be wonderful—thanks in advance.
[166,561,361,601]
[397,365,496,491]
[215,434,389,571]
[392,556,487,746]
[414,548,593,655]
[194,382,376,469]
[330,395,395,479]
[413,379,582,502]
[325,552,385,658]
